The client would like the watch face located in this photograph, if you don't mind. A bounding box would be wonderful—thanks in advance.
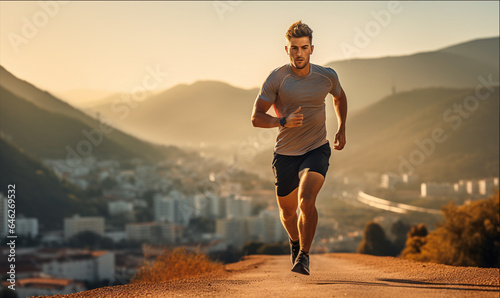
[280,117,286,127]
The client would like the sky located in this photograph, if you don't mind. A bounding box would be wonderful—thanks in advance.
[0,1,499,95]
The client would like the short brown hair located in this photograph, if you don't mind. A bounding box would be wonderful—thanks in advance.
[286,20,313,44]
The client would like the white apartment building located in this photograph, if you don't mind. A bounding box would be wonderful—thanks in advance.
[108,200,134,216]
[63,215,105,240]
[454,180,467,193]
[225,196,252,219]
[42,250,115,282]
[260,209,287,243]
[158,221,176,244]
[466,180,480,195]
[478,177,499,196]
[154,194,177,223]
[421,182,455,197]
[193,193,220,219]
[216,217,246,248]
[126,222,159,241]
[17,216,39,237]
[380,173,402,189]
[126,221,175,244]
[402,173,419,185]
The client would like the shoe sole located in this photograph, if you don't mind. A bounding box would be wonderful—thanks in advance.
[291,262,310,275]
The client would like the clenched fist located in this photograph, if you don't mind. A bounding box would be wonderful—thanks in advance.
[285,107,303,128]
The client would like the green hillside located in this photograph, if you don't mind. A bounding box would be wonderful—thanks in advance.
[330,87,499,181]
[0,86,147,160]
[0,136,104,230]
[0,66,168,162]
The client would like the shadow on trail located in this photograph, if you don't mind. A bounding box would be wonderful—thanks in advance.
[313,279,500,293]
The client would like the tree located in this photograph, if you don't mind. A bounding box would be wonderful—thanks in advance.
[391,219,411,256]
[358,221,394,256]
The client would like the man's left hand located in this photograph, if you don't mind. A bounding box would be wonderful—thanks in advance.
[333,130,346,150]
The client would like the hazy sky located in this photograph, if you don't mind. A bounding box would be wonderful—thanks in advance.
[1,1,498,94]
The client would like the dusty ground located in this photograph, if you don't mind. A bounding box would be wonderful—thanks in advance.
[42,253,499,297]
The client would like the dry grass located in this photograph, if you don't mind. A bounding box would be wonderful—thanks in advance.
[130,247,224,283]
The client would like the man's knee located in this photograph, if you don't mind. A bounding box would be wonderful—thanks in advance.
[299,197,316,214]
[280,207,297,221]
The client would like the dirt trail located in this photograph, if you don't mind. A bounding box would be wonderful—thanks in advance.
[45,253,499,297]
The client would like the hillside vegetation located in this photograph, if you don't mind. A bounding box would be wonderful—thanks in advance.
[401,192,500,268]
[0,66,169,162]
[0,136,104,230]
[330,87,499,180]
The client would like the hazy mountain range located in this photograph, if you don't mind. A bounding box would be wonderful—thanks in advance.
[65,36,499,181]
[76,37,499,150]
[0,65,180,162]
[0,36,498,199]
[330,86,499,181]
[79,81,260,150]
[327,37,499,110]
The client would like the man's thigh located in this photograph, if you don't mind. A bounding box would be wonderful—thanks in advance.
[272,153,302,197]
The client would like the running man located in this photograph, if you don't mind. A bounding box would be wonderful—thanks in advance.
[251,21,347,275]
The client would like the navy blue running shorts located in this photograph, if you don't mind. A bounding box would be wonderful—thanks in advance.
[271,142,331,197]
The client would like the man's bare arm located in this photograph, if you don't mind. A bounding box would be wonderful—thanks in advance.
[251,98,303,128]
[333,88,347,150]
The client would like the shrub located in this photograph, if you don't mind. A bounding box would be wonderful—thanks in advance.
[400,223,428,259]
[401,192,500,267]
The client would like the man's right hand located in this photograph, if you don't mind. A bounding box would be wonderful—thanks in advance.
[285,107,303,128]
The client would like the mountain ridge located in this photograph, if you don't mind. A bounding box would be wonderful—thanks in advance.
[0,66,175,162]
[326,45,498,110]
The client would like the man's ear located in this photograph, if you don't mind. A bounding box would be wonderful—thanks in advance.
[285,45,289,54]
[311,44,314,54]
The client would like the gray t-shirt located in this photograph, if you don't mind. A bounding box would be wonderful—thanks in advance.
[257,63,342,156]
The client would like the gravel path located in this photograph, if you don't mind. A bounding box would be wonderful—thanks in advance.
[41,253,499,297]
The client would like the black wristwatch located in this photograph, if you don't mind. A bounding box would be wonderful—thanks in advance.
[279,117,287,127]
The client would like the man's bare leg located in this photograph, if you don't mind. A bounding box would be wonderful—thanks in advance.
[276,187,299,241]
[297,171,325,253]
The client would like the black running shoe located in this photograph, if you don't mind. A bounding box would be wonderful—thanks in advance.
[291,251,310,275]
[290,239,300,265]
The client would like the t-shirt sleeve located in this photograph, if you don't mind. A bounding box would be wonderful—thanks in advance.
[327,68,342,98]
[256,71,279,104]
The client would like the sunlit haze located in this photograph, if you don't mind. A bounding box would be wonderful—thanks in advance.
[1,1,498,95]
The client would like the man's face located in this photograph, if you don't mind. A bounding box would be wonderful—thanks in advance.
[286,36,314,70]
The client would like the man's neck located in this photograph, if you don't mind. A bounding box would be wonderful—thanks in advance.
[290,63,311,77]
